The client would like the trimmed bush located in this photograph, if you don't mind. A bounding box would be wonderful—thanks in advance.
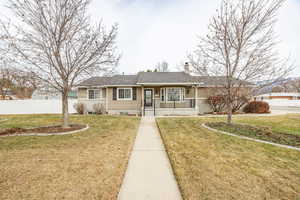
[243,101,270,113]
[93,103,105,114]
[73,103,85,114]
[207,95,226,113]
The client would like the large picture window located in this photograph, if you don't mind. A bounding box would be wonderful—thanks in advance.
[117,88,132,100]
[166,88,184,102]
[88,89,101,100]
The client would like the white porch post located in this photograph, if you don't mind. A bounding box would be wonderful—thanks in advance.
[141,86,144,116]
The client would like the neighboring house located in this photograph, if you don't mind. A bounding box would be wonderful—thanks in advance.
[32,88,60,100]
[32,88,77,100]
[0,88,19,100]
[256,92,300,100]
[77,66,252,116]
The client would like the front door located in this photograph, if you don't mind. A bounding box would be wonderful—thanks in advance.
[144,89,153,107]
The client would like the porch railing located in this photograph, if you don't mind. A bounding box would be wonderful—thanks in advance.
[153,98,196,109]
[143,98,196,116]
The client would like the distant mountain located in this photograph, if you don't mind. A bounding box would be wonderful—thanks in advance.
[256,77,300,95]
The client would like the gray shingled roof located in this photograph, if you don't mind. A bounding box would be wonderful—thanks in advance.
[78,76,111,86]
[137,72,194,84]
[78,72,253,86]
[78,75,138,86]
[192,76,254,86]
[108,75,138,85]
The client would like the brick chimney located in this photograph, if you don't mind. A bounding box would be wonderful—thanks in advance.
[184,62,190,74]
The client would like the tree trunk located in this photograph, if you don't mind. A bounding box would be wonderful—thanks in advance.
[62,90,69,128]
[227,101,232,124]
[226,88,232,124]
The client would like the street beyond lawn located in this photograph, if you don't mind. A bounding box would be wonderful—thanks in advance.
[0,114,140,200]
[157,115,300,200]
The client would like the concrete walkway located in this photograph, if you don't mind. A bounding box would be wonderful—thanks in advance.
[118,117,182,200]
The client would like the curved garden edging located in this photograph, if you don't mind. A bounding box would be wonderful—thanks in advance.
[0,124,89,137]
[0,119,8,123]
[202,123,300,152]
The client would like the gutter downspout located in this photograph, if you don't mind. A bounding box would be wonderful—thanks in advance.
[195,85,198,114]
[105,87,108,114]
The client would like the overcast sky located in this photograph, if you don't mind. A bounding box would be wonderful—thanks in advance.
[2,0,300,76]
[88,0,300,76]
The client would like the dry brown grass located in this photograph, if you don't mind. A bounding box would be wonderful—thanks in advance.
[0,114,140,200]
[157,117,300,200]
[234,114,300,135]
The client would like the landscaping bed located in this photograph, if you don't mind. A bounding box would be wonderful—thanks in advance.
[206,122,300,147]
[204,111,245,115]
[0,124,86,136]
[157,117,300,200]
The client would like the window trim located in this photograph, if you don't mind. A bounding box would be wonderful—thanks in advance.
[88,89,101,100]
[165,87,185,102]
[117,88,133,101]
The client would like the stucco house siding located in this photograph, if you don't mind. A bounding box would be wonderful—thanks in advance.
[196,87,211,114]
[78,88,87,99]
[107,87,142,114]
[197,87,211,98]
[78,88,106,112]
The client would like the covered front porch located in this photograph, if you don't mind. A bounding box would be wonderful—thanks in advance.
[141,85,198,116]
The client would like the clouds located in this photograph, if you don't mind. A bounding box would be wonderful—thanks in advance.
[89,0,220,73]
[275,0,300,76]
[1,0,299,75]
[89,0,300,75]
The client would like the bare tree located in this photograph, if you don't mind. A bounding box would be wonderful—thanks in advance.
[0,25,15,99]
[188,0,292,124]
[0,68,39,99]
[290,79,300,93]
[12,70,39,99]
[5,0,119,127]
[207,86,251,113]
[271,85,284,93]
[155,61,169,72]
[0,68,14,98]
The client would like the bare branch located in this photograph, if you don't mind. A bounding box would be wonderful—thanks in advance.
[3,0,119,127]
[188,0,293,123]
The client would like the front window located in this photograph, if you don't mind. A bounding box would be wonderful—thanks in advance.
[88,89,101,100]
[166,88,184,102]
[118,88,132,100]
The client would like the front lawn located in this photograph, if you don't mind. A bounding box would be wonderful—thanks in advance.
[157,116,300,200]
[206,122,300,147]
[234,114,300,135]
[0,114,140,200]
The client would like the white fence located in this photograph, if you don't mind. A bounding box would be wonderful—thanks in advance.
[0,99,77,115]
[265,99,300,107]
